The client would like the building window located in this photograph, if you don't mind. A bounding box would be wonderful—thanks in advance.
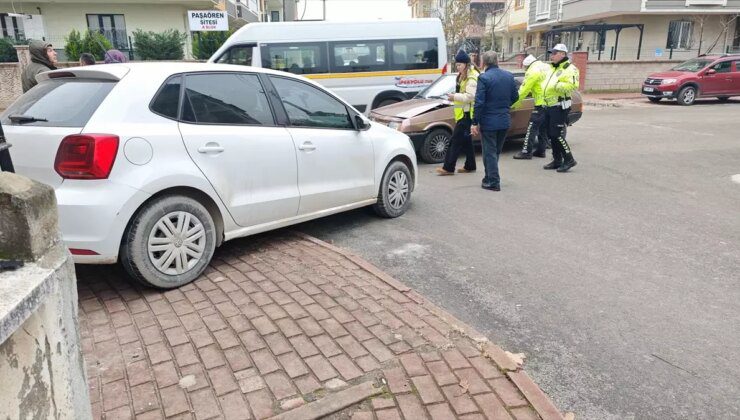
[666,20,693,50]
[270,11,280,22]
[515,0,525,8]
[535,0,550,20]
[0,13,24,40]
[87,14,128,49]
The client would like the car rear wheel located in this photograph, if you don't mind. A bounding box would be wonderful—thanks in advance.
[648,97,662,103]
[373,160,412,218]
[420,128,451,164]
[121,195,217,289]
[677,86,696,106]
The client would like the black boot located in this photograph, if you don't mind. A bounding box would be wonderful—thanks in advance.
[557,156,577,172]
[543,160,562,170]
[513,151,532,160]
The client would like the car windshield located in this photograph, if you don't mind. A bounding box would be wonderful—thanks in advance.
[672,59,712,72]
[415,74,456,99]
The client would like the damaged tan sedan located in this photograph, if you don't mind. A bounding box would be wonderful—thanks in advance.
[370,72,583,164]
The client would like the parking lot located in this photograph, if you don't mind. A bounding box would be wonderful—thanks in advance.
[300,100,740,419]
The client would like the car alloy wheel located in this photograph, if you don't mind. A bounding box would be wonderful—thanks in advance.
[678,86,696,105]
[387,170,410,210]
[148,211,206,275]
[428,133,449,162]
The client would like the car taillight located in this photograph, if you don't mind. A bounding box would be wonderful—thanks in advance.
[54,134,119,179]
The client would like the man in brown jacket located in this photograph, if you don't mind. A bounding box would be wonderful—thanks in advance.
[21,40,58,92]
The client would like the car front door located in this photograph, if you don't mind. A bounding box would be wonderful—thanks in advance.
[266,75,375,216]
[178,72,299,227]
[731,61,740,95]
[700,60,733,95]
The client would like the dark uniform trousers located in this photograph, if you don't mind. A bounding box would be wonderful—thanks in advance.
[545,105,573,162]
[521,106,548,155]
[442,113,476,173]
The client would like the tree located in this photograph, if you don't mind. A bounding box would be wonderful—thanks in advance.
[0,37,20,62]
[438,0,471,58]
[133,29,186,61]
[485,0,516,54]
[64,30,112,61]
[701,14,739,54]
[192,31,231,60]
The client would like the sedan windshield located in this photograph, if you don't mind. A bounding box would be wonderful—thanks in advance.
[672,59,712,72]
[415,74,456,99]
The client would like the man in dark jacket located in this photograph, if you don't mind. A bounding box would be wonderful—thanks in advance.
[471,51,518,191]
[22,40,58,92]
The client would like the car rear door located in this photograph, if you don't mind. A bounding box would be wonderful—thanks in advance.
[731,60,740,95]
[265,75,375,216]
[177,72,299,227]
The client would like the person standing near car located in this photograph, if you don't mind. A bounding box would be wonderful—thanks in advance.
[471,51,518,191]
[21,40,58,92]
[436,50,479,176]
[512,54,549,160]
[542,44,579,172]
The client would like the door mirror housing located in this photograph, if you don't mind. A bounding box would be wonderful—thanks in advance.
[705,68,717,75]
[354,114,371,131]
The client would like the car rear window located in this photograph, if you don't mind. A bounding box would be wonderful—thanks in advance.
[1,79,115,127]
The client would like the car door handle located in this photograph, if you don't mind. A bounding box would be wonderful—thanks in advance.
[298,142,317,152]
[197,143,224,154]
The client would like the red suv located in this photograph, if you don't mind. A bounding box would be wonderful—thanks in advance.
[642,54,740,105]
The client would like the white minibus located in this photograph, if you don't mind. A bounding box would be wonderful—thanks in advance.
[209,19,447,113]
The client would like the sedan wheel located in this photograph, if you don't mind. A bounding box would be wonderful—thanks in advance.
[148,211,206,276]
[373,161,413,218]
[420,128,451,163]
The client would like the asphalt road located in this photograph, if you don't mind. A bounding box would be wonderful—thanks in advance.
[298,99,740,419]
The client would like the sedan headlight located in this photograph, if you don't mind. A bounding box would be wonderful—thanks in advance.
[661,79,677,85]
[388,121,402,130]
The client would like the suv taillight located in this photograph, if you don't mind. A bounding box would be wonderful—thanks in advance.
[54,134,119,179]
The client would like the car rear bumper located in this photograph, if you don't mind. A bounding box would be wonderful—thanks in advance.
[56,180,151,264]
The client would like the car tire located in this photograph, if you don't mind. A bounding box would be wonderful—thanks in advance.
[717,97,730,102]
[120,195,217,289]
[648,97,662,103]
[373,160,412,218]
[677,86,697,106]
[420,128,451,164]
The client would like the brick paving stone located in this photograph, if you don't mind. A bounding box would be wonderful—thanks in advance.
[202,313,228,332]
[173,343,200,367]
[180,364,209,391]
[427,403,456,420]
[208,366,240,396]
[510,406,540,420]
[400,353,427,377]
[335,296,361,311]
[455,368,492,395]
[131,382,159,414]
[441,384,479,415]
[275,318,302,338]
[304,303,331,320]
[262,303,289,321]
[216,302,240,318]
[190,389,221,420]
[250,291,273,307]
[264,371,298,400]
[153,361,180,388]
[199,344,227,369]
[140,325,163,346]
[375,408,403,420]
[277,352,309,378]
[126,360,152,387]
[442,349,472,370]
[237,372,266,394]
[105,405,132,420]
[111,311,133,328]
[294,375,322,394]
[224,347,253,371]
[396,394,427,420]
[214,329,240,350]
[304,354,338,382]
[172,300,196,316]
[459,414,485,420]
[180,313,207,332]
[474,393,513,420]
[245,389,274,419]
[364,338,394,363]
[389,341,411,355]
[372,397,396,409]
[251,348,280,375]
[219,392,252,420]
[288,335,320,358]
[136,409,165,420]
[102,379,129,411]
[355,355,380,373]
[319,318,349,338]
[412,375,445,404]
[351,309,380,328]
[336,335,368,359]
[189,328,215,349]
[164,327,189,347]
[239,330,267,352]
[227,315,252,334]
[468,356,504,380]
[297,317,325,337]
[490,377,529,407]
[251,316,278,335]
[383,367,411,394]
[147,343,172,365]
[312,334,343,357]
[268,290,292,306]
[264,333,292,356]
[329,354,363,381]
[158,313,181,330]
[327,306,354,324]
[115,325,139,345]
[351,411,373,420]
[313,294,338,309]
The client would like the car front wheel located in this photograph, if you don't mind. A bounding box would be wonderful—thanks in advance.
[373,160,412,218]
[677,86,696,106]
[121,195,217,289]
[420,128,451,164]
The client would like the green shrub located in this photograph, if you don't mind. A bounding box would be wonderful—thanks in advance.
[0,38,19,62]
[192,31,231,60]
[64,29,112,62]
[133,29,186,60]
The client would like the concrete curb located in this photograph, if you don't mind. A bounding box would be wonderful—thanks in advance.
[294,231,566,420]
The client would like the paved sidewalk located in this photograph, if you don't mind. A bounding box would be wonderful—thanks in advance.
[77,232,564,420]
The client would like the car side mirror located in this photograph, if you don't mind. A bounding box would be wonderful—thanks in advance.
[706,69,717,75]
[355,114,370,131]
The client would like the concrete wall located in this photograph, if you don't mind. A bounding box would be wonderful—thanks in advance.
[0,172,91,420]
[585,59,683,91]
[0,63,22,110]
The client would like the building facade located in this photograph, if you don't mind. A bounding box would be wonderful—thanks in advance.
[528,0,740,60]
[262,0,298,21]
[0,0,258,59]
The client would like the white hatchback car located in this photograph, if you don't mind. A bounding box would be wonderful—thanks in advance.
[3,63,417,288]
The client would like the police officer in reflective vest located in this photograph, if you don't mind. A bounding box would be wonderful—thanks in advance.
[437,50,480,175]
[512,54,550,160]
[542,44,579,172]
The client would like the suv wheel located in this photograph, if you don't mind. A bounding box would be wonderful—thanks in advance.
[121,195,217,289]
[373,161,412,218]
[648,97,662,103]
[420,128,451,164]
[677,86,697,106]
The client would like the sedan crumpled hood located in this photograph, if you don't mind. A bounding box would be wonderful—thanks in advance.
[373,98,449,120]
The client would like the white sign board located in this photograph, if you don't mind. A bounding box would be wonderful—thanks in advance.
[188,10,228,32]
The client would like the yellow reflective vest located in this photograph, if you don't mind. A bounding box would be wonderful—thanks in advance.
[542,58,580,107]
[452,68,479,121]
[513,60,549,108]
